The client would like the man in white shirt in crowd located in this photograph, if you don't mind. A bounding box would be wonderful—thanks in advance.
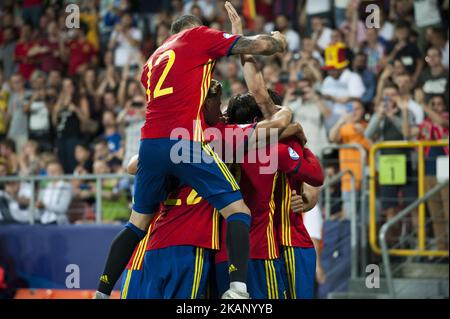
[274,14,300,52]
[321,43,366,131]
[108,11,143,69]
[311,16,333,53]
[394,72,425,125]
[37,161,73,225]
[0,179,30,224]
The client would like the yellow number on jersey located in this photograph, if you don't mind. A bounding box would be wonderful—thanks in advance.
[147,50,176,101]
[186,189,202,205]
[164,189,202,206]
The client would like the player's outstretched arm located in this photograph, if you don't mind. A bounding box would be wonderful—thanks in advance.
[230,33,287,56]
[225,1,277,118]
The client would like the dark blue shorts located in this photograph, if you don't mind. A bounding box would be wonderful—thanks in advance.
[120,269,143,299]
[138,245,211,299]
[133,138,242,214]
[215,259,287,299]
[281,246,316,299]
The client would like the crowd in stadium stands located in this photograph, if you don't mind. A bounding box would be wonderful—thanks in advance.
[0,0,448,246]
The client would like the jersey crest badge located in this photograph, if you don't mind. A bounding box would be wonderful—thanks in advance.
[288,147,300,160]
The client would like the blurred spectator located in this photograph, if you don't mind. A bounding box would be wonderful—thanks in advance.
[311,16,333,52]
[303,203,326,286]
[274,14,300,52]
[118,92,146,168]
[93,138,111,162]
[338,2,366,50]
[14,24,37,82]
[92,159,130,222]
[0,179,30,224]
[26,71,52,151]
[36,20,65,74]
[101,90,121,115]
[36,160,73,224]
[393,72,424,125]
[416,94,449,250]
[108,11,143,69]
[102,110,122,158]
[0,158,8,179]
[183,0,216,22]
[0,27,17,79]
[52,78,89,173]
[80,1,101,51]
[419,47,449,107]
[305,0,332,35]
[7,74,31,151]
[321,43,365,130]
[360,28,386,74]
[334,0,350,29]
[22,0,44,28]
[300,37,324,66]
[378,10,395,43]
[97,68,120,106]
[250,14,269,35]
[0,139,19,174]
[73,143,93,175]
[284,77,330,156]
[80,68,102,126]
[385,21,424,86]
[0,67,10,139]
[413,0,443,52]
[329,100,370,218]
[351,52,376,106]
[425,27,449,70]
[18,140,40,176]
[155,22,171,47]
[66,23,97,77]
[365,84,418,235]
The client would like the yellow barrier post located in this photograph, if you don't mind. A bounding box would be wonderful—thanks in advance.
[369,140,449,257]
[417,144,425,252]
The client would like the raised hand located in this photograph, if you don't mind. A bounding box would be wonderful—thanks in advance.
[225,1,243,35]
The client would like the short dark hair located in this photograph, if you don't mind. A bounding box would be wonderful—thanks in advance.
[0,138,16,152]
[227,89,282,124]
[170,14,202,34]
[206,79,222,100]
[227,93,262,124]
[395,20,410,31]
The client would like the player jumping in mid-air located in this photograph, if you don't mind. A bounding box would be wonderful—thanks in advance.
[95,1,290,299]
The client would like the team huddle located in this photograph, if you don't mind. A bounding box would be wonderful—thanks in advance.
[94,2,324,299]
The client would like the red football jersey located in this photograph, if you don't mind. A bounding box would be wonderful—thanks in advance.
[140,26,240,141]
[207,122,256,162]
[275,138,324,248]
[143,122,255,251]
[146,186,220,251]
[215,139,314,263]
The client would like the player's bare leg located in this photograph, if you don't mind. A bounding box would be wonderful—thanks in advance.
[219,200,251,299]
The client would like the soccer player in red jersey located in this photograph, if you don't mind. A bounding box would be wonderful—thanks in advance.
[96,2,291,299]
[213,5,323,296]
[274,140,324,299]
[214,92,324,299]
[120,80,294,299]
